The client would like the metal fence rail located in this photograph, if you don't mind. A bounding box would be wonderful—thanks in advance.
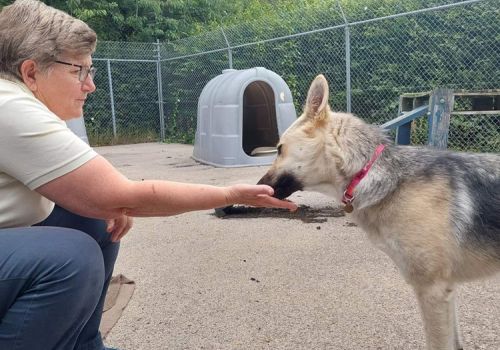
[86,0,499,152]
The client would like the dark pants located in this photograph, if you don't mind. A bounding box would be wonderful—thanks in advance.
[0,205,120,350]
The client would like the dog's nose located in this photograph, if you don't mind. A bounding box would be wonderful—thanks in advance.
[258,172,303,199]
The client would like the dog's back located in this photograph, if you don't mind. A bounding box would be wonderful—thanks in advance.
[389,147,500,259]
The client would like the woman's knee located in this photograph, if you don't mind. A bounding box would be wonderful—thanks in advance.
[38,227,105,291]
[0,227,107,348]
[6,227,107,304]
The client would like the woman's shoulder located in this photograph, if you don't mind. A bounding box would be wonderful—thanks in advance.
[0,77,31,95]
[0,78,60,123]
[1,78,38,107]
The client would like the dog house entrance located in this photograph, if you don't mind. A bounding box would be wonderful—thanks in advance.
[242,81,279,157]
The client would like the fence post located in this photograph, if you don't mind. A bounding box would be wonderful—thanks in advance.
[221,27,233,69]
[428,88,454,149]
[106,59,117,138]
[156,39,166,142]
[344,26,351,113]
[337,1,351,113]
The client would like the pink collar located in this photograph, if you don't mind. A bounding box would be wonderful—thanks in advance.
[342,144,385,213]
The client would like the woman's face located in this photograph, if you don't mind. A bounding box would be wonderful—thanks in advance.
[33,55,96,120]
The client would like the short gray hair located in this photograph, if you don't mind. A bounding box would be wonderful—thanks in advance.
[0,0,97,81]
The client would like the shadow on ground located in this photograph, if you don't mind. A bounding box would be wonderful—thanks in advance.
[213,204,347,223]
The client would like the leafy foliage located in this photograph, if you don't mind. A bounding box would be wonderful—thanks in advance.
[1,0,498,151]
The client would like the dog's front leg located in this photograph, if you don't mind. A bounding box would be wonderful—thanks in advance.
[413,281,462,350]
[450,292,463,350]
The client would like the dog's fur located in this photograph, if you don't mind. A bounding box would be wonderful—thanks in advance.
[258,75,500,350]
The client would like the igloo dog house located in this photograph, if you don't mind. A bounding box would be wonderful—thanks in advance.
[193,67,297,167]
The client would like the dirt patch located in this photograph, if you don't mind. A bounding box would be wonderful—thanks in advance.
[213,204,345,223]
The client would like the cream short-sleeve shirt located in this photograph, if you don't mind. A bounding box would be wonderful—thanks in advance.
[0,78,97,228]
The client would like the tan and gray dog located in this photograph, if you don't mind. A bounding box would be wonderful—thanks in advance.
[258,74,500,350]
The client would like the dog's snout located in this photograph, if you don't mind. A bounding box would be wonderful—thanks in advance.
[258,172,303,199]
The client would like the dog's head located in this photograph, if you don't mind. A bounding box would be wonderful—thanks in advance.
[258,74,384,199]
[258,74,340,199]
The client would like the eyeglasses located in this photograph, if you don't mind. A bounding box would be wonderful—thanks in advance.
[54,60,96,82]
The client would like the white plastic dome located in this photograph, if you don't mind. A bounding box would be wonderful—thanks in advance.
[193,67,296,167]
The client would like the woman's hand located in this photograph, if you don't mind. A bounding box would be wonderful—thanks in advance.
[106,215,134,242]
[224,184,298,211]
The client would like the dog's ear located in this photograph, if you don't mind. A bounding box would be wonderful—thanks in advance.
[305,74,329,120]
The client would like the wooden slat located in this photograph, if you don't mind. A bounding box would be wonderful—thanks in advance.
[452,110,500,115]
[428,88,453,150]
[454,90,500,97]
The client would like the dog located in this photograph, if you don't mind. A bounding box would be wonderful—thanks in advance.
[258,74,500,350]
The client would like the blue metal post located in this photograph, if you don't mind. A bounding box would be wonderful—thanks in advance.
[396,123,412,145]
[380,104,429,145]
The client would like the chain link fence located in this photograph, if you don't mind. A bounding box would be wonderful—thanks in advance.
[87,0,499,152]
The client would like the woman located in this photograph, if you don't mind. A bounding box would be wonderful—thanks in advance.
[0,1,297,350]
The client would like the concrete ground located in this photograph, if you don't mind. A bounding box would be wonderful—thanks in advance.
[99,143,500,350]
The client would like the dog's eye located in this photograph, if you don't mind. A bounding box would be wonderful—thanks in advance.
[277,144,282,156]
